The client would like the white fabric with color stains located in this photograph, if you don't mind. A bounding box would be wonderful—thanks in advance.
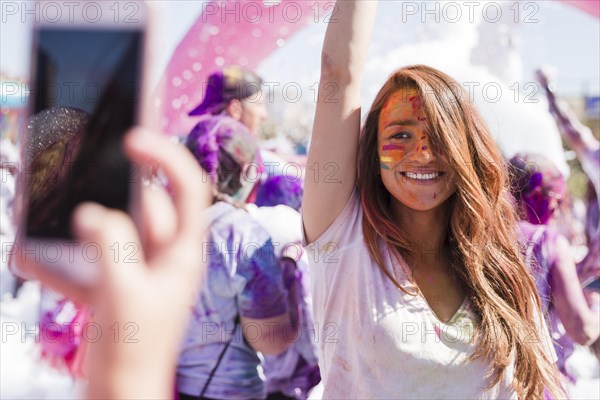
[303,190,555,399]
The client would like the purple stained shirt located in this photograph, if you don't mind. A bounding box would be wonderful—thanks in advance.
[518,221,576,380]
[245,204,320,399]
[262,255,320,399]
[177,202,289,400]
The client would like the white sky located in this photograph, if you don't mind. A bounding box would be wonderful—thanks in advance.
[1,0,598,95]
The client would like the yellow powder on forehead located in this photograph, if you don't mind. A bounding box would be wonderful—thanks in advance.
[393,88,419,100]
[380,92,425,125]
[382,89,422,110]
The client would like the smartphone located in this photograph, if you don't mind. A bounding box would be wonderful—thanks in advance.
[583,276,600,292]
[20,1,153,284]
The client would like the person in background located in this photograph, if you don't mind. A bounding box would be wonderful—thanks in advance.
[192,110,320,399]
[189,66,267,137]
[537,68,600,364]
[536,69,600,285]
[247,181,320,399]
[178,115,299,400]
[509,152,600,383]
[10,107,90,377]
[188,65,289,180]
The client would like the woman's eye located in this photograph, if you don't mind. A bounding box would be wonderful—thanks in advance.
[391,132,411,139]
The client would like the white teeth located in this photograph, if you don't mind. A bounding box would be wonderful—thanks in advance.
[404,172,440,180]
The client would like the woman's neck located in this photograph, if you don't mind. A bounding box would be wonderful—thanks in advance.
[392,201,450,267]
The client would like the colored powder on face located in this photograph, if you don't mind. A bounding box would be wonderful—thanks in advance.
[382,144,405,151]
[383,150,405,160]
[523,175,560,224]
[380,162,392,170]
[408,95,422,114]
[381,144,405,165]
[421,146,428,150]
[530,172,543,188]
[525,190,552,224]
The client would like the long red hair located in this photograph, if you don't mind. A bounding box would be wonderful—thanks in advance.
[357,65,564,399]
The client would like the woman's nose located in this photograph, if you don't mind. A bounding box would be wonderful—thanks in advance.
[414,135,434,162]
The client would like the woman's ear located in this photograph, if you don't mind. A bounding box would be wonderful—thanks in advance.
[225,99,243,120]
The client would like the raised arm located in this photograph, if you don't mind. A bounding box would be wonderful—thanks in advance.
[550,235,600,346]
[536,68,600,209]
[535,69,600,194]
[303,0,378,243]
[577,234,600,285]
[536,69,599,156]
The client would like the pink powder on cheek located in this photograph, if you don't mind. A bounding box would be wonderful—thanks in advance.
[382,144,405,151]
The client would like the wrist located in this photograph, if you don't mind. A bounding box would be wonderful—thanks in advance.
[88,360,174,399]
[86,337,177,399]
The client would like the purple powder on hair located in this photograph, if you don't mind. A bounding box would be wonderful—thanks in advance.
[186,116,258,201]
[256,175,304,211]
[509,153,566,225]
[530,172,543,188]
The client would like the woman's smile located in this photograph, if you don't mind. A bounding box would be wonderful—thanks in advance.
[399,170,445,184]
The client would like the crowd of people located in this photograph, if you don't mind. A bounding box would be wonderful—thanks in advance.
[1,0,599,399]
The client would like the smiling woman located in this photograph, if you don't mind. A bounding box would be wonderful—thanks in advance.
[302,1,566,399]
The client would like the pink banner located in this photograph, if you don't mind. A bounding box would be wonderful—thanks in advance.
[161,0,321,136]
[161,0,598,136]
[561,0,600,19]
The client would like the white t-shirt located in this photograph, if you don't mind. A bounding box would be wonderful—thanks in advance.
[303,191,554,399]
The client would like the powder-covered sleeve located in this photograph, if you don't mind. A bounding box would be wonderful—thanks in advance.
[301,188,362,266]
[539,228,562,273]
[236,225,288,319]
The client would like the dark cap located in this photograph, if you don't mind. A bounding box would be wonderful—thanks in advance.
[188,66,263,116]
